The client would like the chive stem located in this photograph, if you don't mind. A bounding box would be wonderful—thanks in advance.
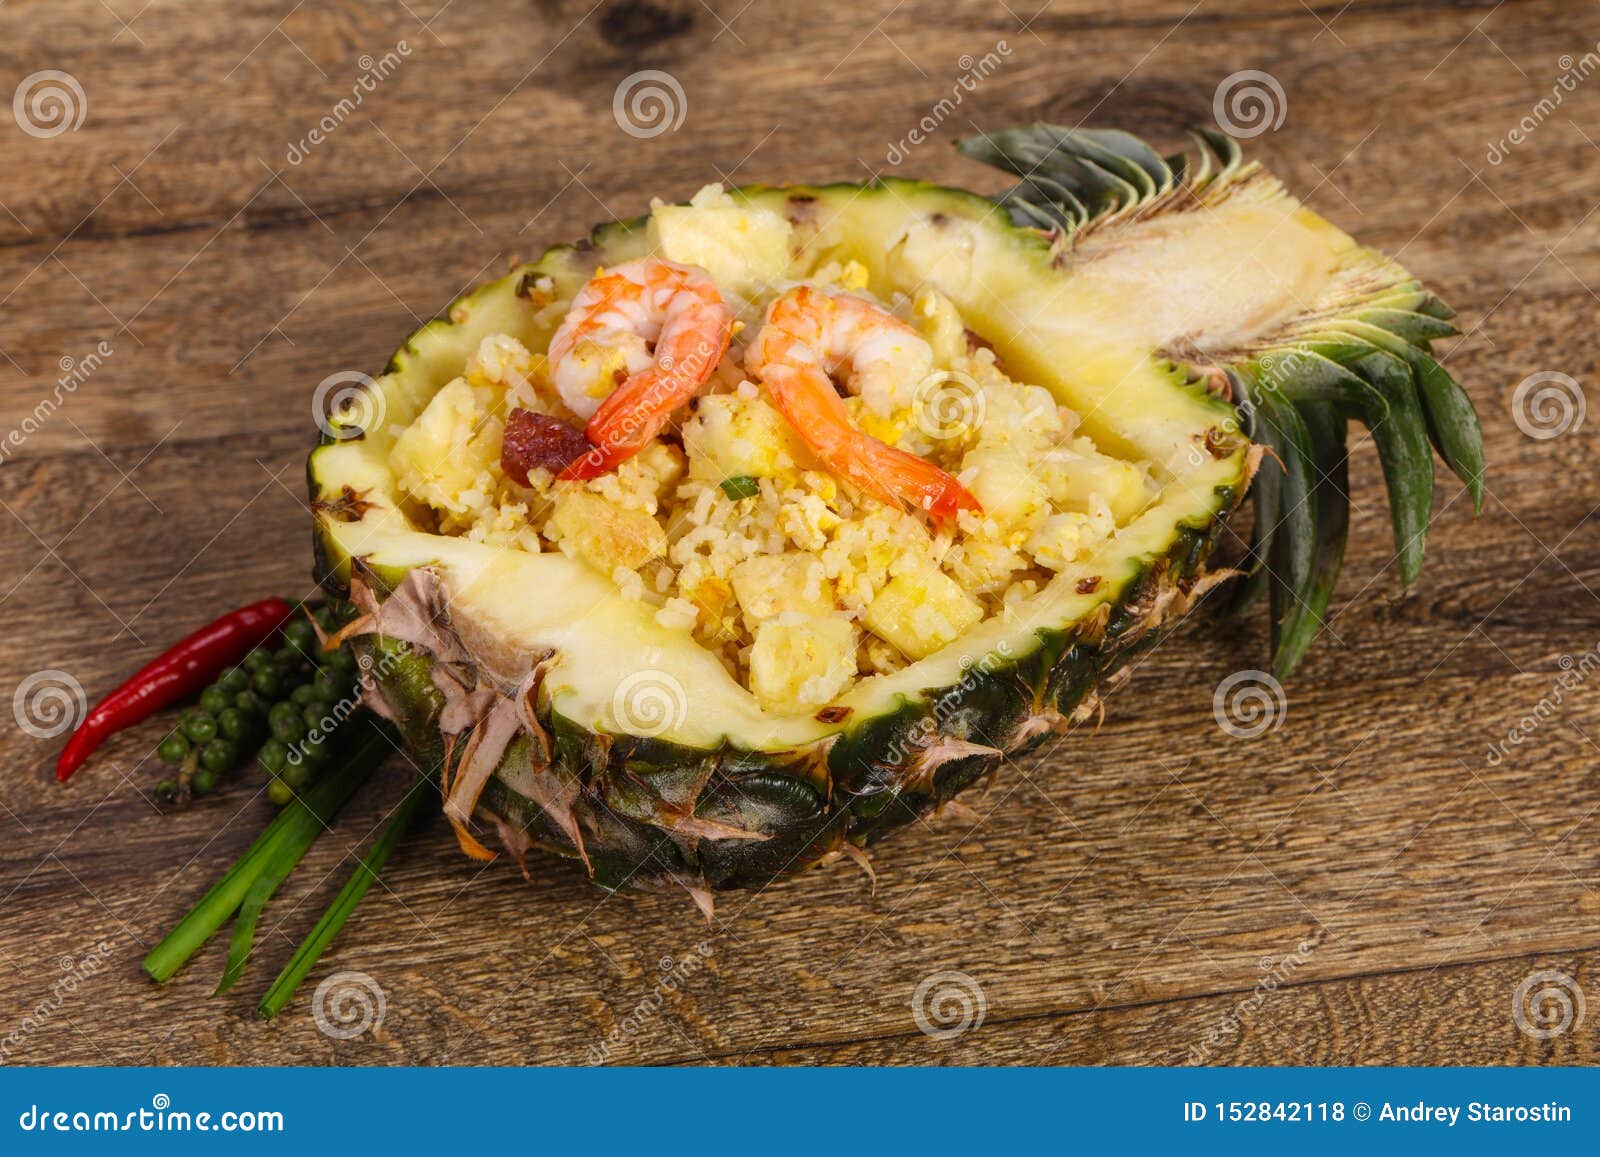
[258,774,433,1019]
[141,718,396,984]
[212,740,377,995]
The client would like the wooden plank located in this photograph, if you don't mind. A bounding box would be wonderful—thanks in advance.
[0,0,1536,248]
[713,950,1600,1065]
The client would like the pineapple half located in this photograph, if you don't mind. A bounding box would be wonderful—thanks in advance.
[307,126,1482,905]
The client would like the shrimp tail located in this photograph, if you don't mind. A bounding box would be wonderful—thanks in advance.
[861,440,983,530]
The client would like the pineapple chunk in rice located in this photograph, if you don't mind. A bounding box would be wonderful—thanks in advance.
[549,490,666,574]
[633,441,687,506]
[390,377,505,525]
[960,445,1049,534]
[729,552,832,625]
[863,566,984,660]
[912,287,968,368]
[1041,438,1153,523]
[683,392,807,484]
[649,185,794,294]
[749,614,857,712]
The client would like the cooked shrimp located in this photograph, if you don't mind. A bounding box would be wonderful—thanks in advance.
[746,286,980,527]
[547,257,734,480]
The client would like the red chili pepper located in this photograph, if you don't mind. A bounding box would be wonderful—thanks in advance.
[55,597,296,782]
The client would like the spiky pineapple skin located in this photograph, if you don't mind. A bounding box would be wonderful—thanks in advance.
[332,506,1236,895]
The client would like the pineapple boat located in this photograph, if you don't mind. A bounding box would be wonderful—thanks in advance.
[309,126,1483,906]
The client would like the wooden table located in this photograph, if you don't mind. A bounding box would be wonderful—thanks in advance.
[1,0,1596,1066]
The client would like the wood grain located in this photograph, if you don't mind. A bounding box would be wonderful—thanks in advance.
[1,0,1597,1066]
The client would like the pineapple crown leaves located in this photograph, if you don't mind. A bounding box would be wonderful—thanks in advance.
[955,124,1247,236]
[955,123,1487,679]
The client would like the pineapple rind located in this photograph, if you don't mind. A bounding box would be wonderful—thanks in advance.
[340,510,1230,891]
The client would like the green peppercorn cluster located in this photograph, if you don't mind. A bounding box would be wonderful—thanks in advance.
[155,608,361,805]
